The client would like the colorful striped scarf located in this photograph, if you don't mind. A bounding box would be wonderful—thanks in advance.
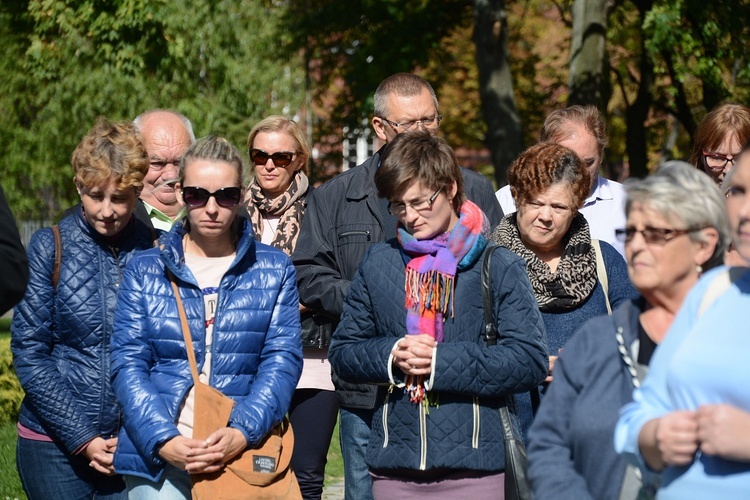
[397,200,489,404]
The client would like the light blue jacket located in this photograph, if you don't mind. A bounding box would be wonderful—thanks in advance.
[615,266,750,498]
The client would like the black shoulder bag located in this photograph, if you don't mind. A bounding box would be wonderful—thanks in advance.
[481,244,532,500]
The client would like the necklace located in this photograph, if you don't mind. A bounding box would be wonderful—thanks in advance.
[262,215,276,237]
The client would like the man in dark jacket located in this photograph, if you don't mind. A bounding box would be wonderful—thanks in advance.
[0,185,28,315]
[291,73,503,500]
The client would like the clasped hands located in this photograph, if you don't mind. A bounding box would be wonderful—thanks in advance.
[392,334,436,377]
[159,427,248,474]
[652,404,750,467]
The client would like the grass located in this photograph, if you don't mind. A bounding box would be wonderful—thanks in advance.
[325,418,344,487]
[0,423,23,499]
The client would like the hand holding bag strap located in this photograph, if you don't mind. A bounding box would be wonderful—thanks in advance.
[480,244,532,500]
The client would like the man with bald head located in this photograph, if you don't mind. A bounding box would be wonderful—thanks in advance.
[62,110,195,231]
[133,109,195,231]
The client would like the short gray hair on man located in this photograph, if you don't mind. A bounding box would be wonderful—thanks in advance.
[133,109,196,143]
[624,160,730,270]
[373,73,438,119]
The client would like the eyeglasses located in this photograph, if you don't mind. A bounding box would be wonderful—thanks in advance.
[149,159,180,170]
[249,148,296,168]
[380,114,442,132]
[181,186,242,208]
[615,226,703,244]
[702,150,737,171]
[388,189,442,216]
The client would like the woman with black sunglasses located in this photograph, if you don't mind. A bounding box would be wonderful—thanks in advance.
[110,135,303,497]
[245,116,336,500]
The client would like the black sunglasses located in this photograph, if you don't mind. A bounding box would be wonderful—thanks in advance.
[249,148,296,168]
[181,186,242,208]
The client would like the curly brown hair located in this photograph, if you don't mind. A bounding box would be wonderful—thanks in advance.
[71,118,149,193]
[508,142,590,209]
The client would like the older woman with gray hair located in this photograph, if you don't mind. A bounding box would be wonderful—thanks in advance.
[528,161,729,499]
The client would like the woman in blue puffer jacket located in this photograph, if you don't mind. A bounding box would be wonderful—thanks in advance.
[12,118,155,500]
[110,135,302,498]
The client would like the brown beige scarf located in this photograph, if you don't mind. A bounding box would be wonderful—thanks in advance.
[491,212,597,312]
[245,171,309,256]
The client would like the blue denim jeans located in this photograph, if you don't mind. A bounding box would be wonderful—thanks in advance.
[339,407,374,500]
[16,437,126,500]
[124,464,191,500]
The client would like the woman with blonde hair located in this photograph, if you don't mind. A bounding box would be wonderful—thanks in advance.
[245,116,335,499]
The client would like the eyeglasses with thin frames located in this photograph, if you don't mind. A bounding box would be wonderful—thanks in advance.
[615,226,703,245]
[380,114,442,132]
[387,189,442,217]
[702,150,737,171]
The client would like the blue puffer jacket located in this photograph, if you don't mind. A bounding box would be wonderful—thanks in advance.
[329,241,548,472]
[11,211,154,454]
[111,218,303,480]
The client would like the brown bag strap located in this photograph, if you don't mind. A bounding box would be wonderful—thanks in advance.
[168,270,202,386]
[51,225,61,289]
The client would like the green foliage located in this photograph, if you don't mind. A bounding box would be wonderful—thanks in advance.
[0,1,305,220]
[0,338,22,426]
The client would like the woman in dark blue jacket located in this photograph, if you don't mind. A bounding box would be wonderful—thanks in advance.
[110,136,302,497]
[329,131,547,498]
[11,118,154,500]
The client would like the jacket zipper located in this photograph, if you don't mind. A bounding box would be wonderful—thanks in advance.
[339,230,371,240]
[472,396,480,449]
[419,401,427,470]
[382,385,393,448]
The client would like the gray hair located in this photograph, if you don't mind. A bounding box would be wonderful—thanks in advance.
[133,109,196,143]
[624,160,730,270]
[178,136,244,187]
[373,73,438,118]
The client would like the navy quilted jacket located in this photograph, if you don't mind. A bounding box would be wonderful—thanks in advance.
[110,218,302,480]
[329,241,548,472]
[11,211,154,454]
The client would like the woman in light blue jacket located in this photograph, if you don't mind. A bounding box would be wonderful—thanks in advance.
[615,146,750,497]
[111,136,302,498]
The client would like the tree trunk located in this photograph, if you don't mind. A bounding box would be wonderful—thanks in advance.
[473,0,523,188]
[625,1,654,178]
[568,0,611,110]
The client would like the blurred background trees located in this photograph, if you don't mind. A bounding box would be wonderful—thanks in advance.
[1,0,749,220]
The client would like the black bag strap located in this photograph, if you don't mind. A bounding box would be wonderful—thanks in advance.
[481,243,541,413]
[481,243,499,346]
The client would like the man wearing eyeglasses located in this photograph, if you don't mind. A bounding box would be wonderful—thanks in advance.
[292,72,502,500]
[132,109,196,231]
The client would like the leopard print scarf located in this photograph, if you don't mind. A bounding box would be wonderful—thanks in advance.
[245,171,309,256]
[491,212,597,312]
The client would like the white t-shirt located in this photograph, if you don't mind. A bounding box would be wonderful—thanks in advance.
[176,252,235,438]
